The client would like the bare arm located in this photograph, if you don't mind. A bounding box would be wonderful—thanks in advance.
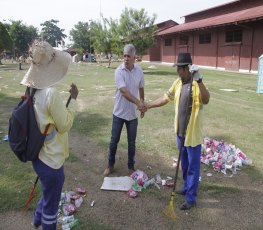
[119,87,144,110]
[139,87,145,118]
[139,87,144,102]
[146,95,169,109]
[198,82,210,104]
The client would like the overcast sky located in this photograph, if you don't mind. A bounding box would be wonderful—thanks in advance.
[1,0,232,44]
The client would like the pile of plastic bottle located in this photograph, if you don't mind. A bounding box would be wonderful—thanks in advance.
[127,170,175,198]
[201,137,253,175]
[127,170,155,198]
[57,187,86,229]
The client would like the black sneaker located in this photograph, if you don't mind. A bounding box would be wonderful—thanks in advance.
[175,190,186,195]
[31,222,40,229]
[179,202,196,210]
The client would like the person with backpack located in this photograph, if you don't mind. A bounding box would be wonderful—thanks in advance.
[20,40,78,229]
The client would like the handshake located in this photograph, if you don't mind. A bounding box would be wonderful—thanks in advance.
[136,101,148,118]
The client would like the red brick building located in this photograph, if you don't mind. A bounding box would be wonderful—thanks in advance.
[144,0,263,73]
[143,20,178,62]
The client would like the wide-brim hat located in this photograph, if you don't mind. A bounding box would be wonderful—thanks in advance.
[21,41,71,89]
[173,52,192,67]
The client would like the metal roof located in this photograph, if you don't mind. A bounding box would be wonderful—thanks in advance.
[182,0,239,18]
[158,4,263,36]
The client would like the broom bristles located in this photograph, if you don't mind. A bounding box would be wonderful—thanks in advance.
[163,192,177,221]
[163,202,177,220]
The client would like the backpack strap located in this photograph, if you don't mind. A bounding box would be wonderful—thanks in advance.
[23,87,37,103]
[29,87,37,98]
[44,124,51,135]
[26,87,52,138]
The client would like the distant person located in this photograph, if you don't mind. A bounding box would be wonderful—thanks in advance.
[103,44,146,176]
[20,40,78,229]
[146,53,210,210]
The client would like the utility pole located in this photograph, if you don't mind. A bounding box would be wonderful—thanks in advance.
[89,20,92,57]
[100,0,102,23]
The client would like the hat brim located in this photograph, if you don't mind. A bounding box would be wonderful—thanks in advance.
[173,63,192,67]
[21,50,71,89]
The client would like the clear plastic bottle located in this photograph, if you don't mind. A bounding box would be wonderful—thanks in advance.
[62,219,79,230]
[58,215,75,224]
[143,178,155,189]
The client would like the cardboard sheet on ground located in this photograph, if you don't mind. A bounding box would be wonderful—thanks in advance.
[100,176,134,191]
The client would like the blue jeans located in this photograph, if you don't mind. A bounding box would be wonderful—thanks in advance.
[108,115,138,169]
[177,135,201,204]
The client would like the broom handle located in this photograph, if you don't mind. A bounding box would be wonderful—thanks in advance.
[172,73,194,193]
[66,95,72,108]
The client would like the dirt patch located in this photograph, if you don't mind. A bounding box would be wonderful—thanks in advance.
[1,131,263,230]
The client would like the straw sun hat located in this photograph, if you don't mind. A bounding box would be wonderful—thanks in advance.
[21,41,71,89]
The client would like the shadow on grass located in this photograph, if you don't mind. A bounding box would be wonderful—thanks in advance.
[200,181,240,195]
[243,166,263,181]
[73,111,111,137]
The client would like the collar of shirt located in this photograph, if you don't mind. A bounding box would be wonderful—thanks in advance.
[121,63,137,71]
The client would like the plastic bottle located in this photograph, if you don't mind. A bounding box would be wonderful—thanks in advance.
[75,196,83,208]
[143,178,155,189]
[58,215,75,224]
[62,219,79,230]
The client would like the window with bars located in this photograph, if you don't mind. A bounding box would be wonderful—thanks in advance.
[179,35,188,45]
[199,33,211,44]
[164,38,172,46]
[225,29,242,43]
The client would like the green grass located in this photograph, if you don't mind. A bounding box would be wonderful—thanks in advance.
[0,60,262,213]
[199,181,240,195]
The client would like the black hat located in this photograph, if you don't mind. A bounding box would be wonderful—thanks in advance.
[173,53,192,67]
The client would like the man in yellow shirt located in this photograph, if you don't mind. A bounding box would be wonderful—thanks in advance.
[146,53,209,210]
[20,40,78,229]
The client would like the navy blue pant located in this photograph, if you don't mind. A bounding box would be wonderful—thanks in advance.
[32,159,65,230]
[177,136,201,204]
[108,115,138,169]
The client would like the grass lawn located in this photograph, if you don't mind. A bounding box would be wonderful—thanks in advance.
[0,60,262,228]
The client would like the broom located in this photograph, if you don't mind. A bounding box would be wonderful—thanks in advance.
[22,176,39,212]
[163,71,194,221]
[22,95,72,212]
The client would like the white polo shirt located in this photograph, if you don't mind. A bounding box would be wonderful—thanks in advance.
[113,63,144,121]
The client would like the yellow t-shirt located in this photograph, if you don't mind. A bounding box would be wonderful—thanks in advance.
[164,79,202,147]
[33,87,77,169]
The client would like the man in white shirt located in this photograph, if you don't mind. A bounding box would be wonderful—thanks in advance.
[104,44,146,176]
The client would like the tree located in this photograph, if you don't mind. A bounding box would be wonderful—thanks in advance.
[69,21,90,54]
[8,20,38,58]
[91,18,120,56]
[0,22,13,64]
[119,8,157,58]
[40,20,67,47]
